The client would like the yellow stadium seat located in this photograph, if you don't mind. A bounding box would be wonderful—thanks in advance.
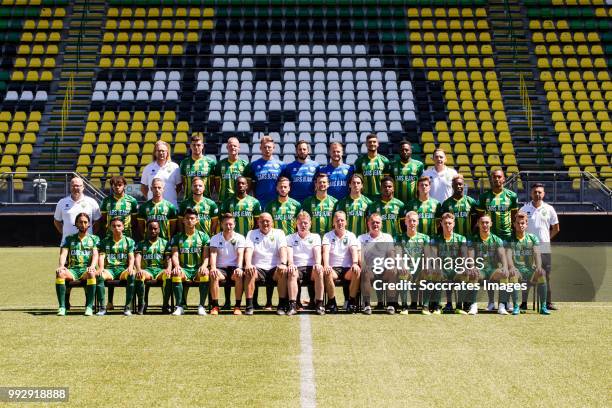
[579,155,593,166]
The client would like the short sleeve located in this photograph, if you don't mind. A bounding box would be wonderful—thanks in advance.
[54,200,63,221]
[276,230,287,248]
[235,234,247,249]
[244,231,255,249]
[322,233,331,246]
[253,200,262,216]
[91,200,102,221]
[549,205,559,226]
[211,202,219,218]
[128,238,135,253]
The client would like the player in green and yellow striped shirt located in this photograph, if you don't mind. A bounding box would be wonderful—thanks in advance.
[431,213,469,314]
[213,137,249,203]
[135,220,171,314]
[441,175,478,237]
[219,176,262,237]
[97,217,136,316]
[334,174,372,236]
[178,177,219,236]
[405,176,441,237]
[169,208,211,315]
[179,133,217,198]
[368,176,406,239]
[100,176,139,238]
[387,140,424,203]
[265,176,302,235]
[137,178,178,241]
[353,133,390,200]
[506,212,550,315]
[55,212,99,316]
[303,173,338,236]
[477,169,518,241]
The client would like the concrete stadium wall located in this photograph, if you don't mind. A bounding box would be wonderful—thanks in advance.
[0,213,609,246]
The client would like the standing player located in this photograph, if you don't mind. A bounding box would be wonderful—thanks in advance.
[405,176,441,237]
[134,220,171,314]
[179,132,217,199]
[422,148,458,204]
[245,135,286,208]
[506,212,550,315]
[520,183,559,311]
[441,175,478,238]
[55,213,99,316]
[97,218,136,316]
[137,178,178,241]
[100,176,139,238]
[477,169,518,242]
[334,174,372,237]
[303,173,338,237]
[358,213,395,315]
[318,142,353,200]
[168,208,210,316]
[265,176,302,235]
[467,215,509,315]
[399,211,433,313]
[322,211,361,313]
[431,213,469,314]
[244,213,288,314]
[213,137,248,203]
[354,133,389,200]
[287,212,325,315]
[208,213,247,315]
[178,177,219,237]
[368,176,406,239]
[387,140,424,204]
[281,140,320,202]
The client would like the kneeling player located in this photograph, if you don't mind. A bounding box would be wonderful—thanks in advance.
[209,213,246,315]
[134,220,171,314]
[244,213,289,315]
[97,217,136,316]
[169,208,210,316]
[431,213,469,314]
[322,211,361,313]
[467,215,509,315]
[55,213,100,316]
[506,212,550,315]
[287,211,324,315]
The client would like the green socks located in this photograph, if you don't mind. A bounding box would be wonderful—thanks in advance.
[135,279,145,306]
[55,278,66,308]
[199,282,209,307]
[96,276,106,306]
[538,283,548,306]
[162,277,171,307]
[172,277,183,307]
[125,275,135,307]
[85,278,96,309]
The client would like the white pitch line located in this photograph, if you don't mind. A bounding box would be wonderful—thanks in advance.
[300,314,316,408]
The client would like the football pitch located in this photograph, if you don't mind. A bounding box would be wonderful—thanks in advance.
[1,247,610,407]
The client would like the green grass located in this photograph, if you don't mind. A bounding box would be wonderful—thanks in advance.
[1,247,611,407]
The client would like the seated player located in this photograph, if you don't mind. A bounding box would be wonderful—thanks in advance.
[467,215,509,315]
[169,208,210,316]
[55,212,99,316]
[286,211,324,316]
[134,220,171,314]
[399,211,433,314]
[358,213,395,315]
[322,211,361,313]
[97,217,136,316]
[506,212,550,315]
[209,213,247,315]
[244,213,289,315]
[431,213,469,315]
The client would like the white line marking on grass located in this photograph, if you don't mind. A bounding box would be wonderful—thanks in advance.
[300,314,316,408]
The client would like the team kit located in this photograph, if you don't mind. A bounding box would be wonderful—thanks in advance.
[55,133,553,317]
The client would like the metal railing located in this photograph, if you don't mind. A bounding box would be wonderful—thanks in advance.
[505,170,612,212]
[0,171,105,206]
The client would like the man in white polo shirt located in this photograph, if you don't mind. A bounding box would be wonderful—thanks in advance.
[287,211,324,316]
[244,212,288,315]
[209,213,247,316]
[422,148,458,204]
[358,213,396,315]
[519,183,560,310]
[54,176,101,246]
[322,211,361,313]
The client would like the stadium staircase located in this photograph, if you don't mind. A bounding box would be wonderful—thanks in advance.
[36,0,106,173]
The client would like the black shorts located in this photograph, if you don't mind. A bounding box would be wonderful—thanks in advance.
[256,267,276,285]
[297,266,313,282]
[216,266,238,283]
[333,266,351,281]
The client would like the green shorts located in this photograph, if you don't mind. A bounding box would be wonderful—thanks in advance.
[106,267,126,279]
[517,268,536,282]
[143,268,165,279]
[67,268,87,280]
[181,267,197,281]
